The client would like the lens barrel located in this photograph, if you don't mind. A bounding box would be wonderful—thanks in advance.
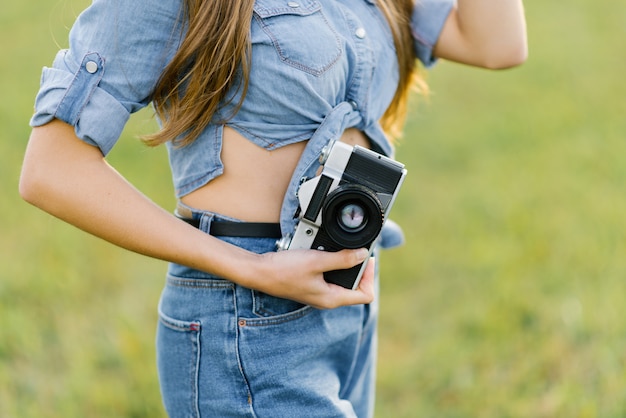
[322,184,384,249]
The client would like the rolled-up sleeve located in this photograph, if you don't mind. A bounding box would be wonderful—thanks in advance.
[412,0,455,67]
[30,0,184,155]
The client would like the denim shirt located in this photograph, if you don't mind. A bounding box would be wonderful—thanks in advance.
[30,0,453,247]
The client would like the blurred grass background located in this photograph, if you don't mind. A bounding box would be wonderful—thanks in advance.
[2,0,625,416]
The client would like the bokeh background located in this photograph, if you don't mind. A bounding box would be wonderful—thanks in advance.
[2,1,625,416]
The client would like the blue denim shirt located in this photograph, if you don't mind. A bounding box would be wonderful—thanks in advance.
[30,0,453,246]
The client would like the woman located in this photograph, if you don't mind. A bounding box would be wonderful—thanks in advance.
[20,0,527,416]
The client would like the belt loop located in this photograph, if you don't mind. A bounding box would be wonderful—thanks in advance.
[176,201,214,233]
[199,212,215,233]
[175,201,194,219]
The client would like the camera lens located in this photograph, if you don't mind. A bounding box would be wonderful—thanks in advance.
[323,184,384,249]
[338,204,366,231]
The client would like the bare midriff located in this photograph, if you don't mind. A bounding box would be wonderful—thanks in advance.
[180,126,371,222]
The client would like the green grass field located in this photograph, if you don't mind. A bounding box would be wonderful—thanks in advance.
[2,1,625,416]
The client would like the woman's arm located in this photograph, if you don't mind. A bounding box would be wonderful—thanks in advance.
[19,120,374,309]
[435,0,528,69]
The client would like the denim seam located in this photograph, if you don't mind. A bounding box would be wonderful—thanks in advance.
[233,288,257,416]
[166,276,234,289]
[191,322,201,418]
[228,124,314,150]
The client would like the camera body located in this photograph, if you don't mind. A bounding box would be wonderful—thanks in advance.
[277,140,407,290]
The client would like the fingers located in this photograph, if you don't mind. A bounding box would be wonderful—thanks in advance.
[257,248,376,310]
[317,248,370,272]
[317,254,376,309]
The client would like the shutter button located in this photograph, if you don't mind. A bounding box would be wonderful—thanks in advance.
[85,61,98,74]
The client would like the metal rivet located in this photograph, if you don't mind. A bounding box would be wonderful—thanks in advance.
[355,28,367,39]
[287,1,300,7]
[85,61,98,74]
[349,100,358,110]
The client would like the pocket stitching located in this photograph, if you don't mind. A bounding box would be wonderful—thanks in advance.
[252,6,342,76]
[254,0,321,18]
[243,305,314,327]
[158,305,202,332]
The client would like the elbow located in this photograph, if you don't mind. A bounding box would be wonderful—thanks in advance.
[486,47,528,70]
[482,39,529,70]
[19,165,47,208]
[19,150,58,209]
[19,162,67,215]
[445,37,529,70]
[20,121,78,210]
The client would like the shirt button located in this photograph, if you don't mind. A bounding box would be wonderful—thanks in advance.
[85,61,98,74]
[355,28,367,39]
[287,1,300,7]
[348,100,358,110]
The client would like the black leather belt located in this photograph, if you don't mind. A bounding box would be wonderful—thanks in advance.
[178,216,282,238]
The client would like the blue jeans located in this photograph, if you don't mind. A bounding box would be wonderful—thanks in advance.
[156,209,379,417]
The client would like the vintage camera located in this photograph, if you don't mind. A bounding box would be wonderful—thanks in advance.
[277,140,407,289]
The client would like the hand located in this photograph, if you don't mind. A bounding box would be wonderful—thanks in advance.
[255,248,375,310]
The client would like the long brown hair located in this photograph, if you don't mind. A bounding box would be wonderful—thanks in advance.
[144,0,424,147]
